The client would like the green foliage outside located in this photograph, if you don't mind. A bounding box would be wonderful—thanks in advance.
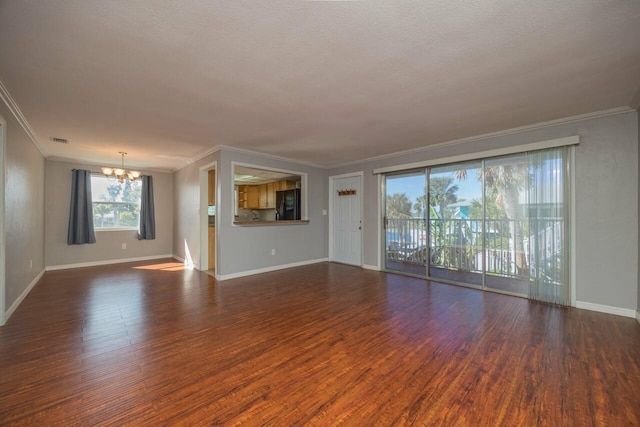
[93,179,141,228]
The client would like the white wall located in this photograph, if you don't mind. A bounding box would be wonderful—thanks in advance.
[173,148,328,277]
[328,110,639,313]
[173,151,221,268]
[45,160,173,268]
[0,105,45,319]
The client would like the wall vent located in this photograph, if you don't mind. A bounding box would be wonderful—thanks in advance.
[50,136,68,144]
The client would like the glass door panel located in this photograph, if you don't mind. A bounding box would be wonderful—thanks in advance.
[483,155,529,295]
[428,162,483,287]
[384,171,427,277]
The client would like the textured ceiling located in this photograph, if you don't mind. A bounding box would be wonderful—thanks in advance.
[1,1,639,171]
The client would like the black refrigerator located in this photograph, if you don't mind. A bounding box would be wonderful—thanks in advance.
[276,189,301,220]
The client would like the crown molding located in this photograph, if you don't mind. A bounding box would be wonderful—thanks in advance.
[0,77,47,157]
[184,145,223,166]
[46,156,174,174]
[328,106,635,169]
[218,144,326,169]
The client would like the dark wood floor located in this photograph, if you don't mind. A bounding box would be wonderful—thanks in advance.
[1,260,639,425]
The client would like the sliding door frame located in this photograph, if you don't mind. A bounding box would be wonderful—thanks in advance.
[379,138,577,304]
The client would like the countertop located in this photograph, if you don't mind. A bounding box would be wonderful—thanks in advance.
[233,220,309,227]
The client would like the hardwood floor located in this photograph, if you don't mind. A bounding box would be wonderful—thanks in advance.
[1,260,639,425]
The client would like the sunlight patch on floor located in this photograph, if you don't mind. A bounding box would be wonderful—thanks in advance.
[133,262,186,271]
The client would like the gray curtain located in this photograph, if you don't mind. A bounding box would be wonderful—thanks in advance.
[67,169,96,245]
[138,175,156,240]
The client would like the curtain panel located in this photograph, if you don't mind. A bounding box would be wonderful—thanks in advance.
[67,169,96,245]
[138,175,156,240]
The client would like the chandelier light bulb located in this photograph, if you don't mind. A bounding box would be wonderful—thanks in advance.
[102,152,140,183]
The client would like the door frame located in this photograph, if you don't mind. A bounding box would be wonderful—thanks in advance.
[381,168,428,277]
[328,171,363,266]
[0,118,5,325]
[199,161,217,272]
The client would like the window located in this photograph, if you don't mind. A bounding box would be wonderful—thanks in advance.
[232,163,306,222]
[91,175,142,229]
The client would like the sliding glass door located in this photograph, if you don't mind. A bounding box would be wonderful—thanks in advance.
[428,161,483,287]
[482,154,531,295]
[384,171,427,277]
[383,147,572,305]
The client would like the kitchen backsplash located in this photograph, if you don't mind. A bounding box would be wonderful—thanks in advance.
[236,208,277,222]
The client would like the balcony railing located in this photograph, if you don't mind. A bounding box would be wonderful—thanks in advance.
[386,217,563,280]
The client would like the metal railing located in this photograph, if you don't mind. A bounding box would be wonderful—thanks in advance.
[385,217,564,279]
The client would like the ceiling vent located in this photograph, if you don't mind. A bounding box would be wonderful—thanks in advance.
[50,136,68,144]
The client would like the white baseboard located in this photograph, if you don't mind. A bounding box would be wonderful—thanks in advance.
[217,258,328,281]
[172,254,185,263]
[636,311,640,325]
[575,301,637,318]
[45,254,175,271]
[4,268,45,323]
[362,264,380,271]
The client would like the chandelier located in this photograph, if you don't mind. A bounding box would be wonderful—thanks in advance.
[101,152,140,183]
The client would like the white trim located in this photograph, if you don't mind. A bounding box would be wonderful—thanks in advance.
[95,228,139,232]
[0,116,5,325]
[47,156,174,174]
[363,264,380,271]
[221,145,324,169]
[217,258,328,281]
[636,311,640,325]
[576,301,637,318]
[328,171,364,266]
[4,269,45,323]
[186,145,222,167]
[373,136,580,175]
[0,77,46,157]
[570,146,577,307]
[173,254,185,263]
[45,254,174,271]
[199,161,217,271]
[335,107,629,169]
[377,173,383,271]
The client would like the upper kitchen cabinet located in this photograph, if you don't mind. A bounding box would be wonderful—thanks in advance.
[275,180,297,191]
[208,170,216,206]
[259,182,275,209]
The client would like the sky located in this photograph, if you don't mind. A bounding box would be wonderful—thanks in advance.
[386,171,481,212]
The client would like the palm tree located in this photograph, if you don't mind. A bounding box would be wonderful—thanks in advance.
[428,177,458,219]
[386,192,412,218]
[456,163,529,276]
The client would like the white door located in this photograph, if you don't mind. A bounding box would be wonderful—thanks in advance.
[331,175,362,266]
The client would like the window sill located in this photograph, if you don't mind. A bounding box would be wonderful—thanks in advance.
[95,228,138,232]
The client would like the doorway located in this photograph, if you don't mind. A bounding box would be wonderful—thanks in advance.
[199,162,216,274]
[329,173,362,266]
[382,146,572,305]
[0,120,5,324]
[383,170,427,277]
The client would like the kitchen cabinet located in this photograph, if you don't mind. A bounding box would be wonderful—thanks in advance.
[208,170,216,206]
[258,183,276,208]
[247,185,260,209]
[238,185,261,209]
[275,180,297,191]
[208,170,215,206]
[208,226,215,270]
[238,185,247,209]
[238,181,297,210]
[258,184,268,208]
[266,182,275,208]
